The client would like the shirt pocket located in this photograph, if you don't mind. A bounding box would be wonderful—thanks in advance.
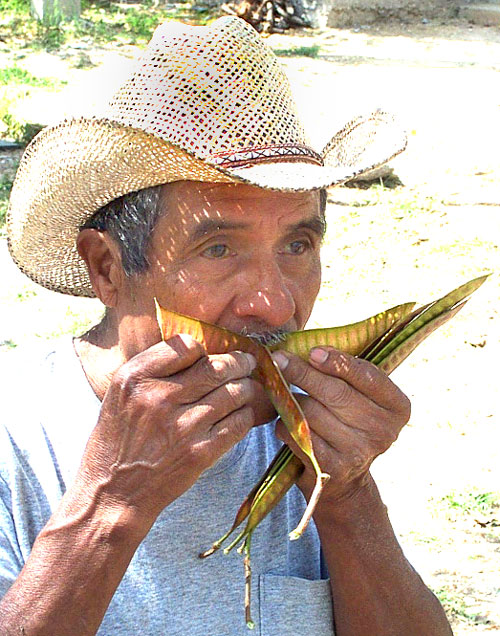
[258,573,334,636]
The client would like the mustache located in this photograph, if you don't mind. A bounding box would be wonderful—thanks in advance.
[239,326,290,347]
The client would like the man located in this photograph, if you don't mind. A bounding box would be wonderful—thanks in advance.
[1,16,452,636]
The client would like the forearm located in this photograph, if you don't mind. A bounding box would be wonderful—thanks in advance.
[0,485,149,636]
[314,475,452,636]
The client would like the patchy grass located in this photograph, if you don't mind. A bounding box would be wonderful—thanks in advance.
[0,68,64,143]
[441,491,500,516]
[0,110,44,145]
[0,0,218,51]
[274,44,321,58]
[0,66,66,89]
[434,588,481,625]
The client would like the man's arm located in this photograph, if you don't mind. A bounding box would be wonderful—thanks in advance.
[0,335,258,635]
[0,492,146,635]
[315,476,451,636]
[272,347,452,636]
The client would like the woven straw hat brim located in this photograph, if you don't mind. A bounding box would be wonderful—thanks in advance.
[7,111,406,298]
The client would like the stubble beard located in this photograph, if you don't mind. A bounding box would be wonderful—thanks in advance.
[240,326,289,347]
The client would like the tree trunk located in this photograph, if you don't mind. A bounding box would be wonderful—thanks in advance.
[31,0,81,25]
[222,0,331,32]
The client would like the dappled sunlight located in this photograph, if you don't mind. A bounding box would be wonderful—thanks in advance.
[1,19,499,632]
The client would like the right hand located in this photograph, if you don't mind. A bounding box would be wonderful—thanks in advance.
[74,334,259,527]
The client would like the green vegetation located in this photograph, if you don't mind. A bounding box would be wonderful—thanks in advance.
[1,111,43,145]
[16,288,37,301]
[0,66,66,89]
[0,339,17,350]
[434,588,480,624]
[0,0,218,51]
[0,68,64,144]
[440,490,500,516]
[406,531,439,545]
[274,44,320,58]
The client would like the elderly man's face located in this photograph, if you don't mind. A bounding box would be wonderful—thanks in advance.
[120,181,323,353]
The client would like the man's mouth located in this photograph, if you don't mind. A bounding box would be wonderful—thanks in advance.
[240,327,289,347]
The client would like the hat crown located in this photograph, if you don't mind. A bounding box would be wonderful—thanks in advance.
[106,17,309,161]
[7,17,406,298]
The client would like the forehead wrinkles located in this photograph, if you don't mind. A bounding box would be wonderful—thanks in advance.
[151,181,322,260]
[165,181,319,215]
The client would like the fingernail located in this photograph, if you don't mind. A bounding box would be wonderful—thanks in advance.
[272,351,289,371]
[310,347,328,364]
[245,353,257,371]
[177,333,195,346]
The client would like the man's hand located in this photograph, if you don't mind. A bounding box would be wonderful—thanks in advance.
[272,346,411,505]
[271,347,454,636]
[77,334,260,526]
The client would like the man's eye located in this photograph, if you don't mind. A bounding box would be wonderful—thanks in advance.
[202,244,231,259]
[285,240,308,255]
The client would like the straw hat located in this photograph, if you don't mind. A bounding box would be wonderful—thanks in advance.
[7,16,406,297]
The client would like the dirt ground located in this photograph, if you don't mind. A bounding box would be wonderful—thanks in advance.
[1,14,499,634]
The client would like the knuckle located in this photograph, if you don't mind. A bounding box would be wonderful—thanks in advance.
[226,378,254,410]
[328,379,353,408]
[224,383,243,412]
[398,392,412,422]
[113,364,140,397]
[186,440,212,471]
[167,333,205,357]
[290,359,312,386]
[347,445,370,474]
[178,403,214,429]
[231,351,253,376]
[230,407,255,440]
[362,413,401,453]
[133,387,158,412]
[199,356,224,386]
[200,354,242,387]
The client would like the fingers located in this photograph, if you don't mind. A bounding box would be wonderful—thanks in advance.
[165,349,257,403]
[273,347,410,419]
[121,334,207,381]
[175,378,256,432]
[209,406,255,452]
[272,347,412,502]
[273,345,410,455]
[116,334,257,403]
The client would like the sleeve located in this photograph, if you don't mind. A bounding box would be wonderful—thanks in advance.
[0,473,23,599]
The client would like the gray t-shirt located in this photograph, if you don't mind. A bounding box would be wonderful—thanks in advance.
[0,339,334,635]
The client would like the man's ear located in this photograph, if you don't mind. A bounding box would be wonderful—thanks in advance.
[76,230,124,307]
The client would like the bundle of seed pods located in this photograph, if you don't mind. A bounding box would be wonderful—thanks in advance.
[156,274,487,629]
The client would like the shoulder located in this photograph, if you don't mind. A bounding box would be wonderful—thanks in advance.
[0,337,96,501]
[0,337,71,407]
[0,337,80,453]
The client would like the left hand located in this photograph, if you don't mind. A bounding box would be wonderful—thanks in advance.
[271,347,411,505]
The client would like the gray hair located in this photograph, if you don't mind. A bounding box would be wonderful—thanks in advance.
[81,185,164,276]
[81,184,327,277]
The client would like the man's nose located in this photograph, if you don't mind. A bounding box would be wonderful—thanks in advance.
[232,259,296,328]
